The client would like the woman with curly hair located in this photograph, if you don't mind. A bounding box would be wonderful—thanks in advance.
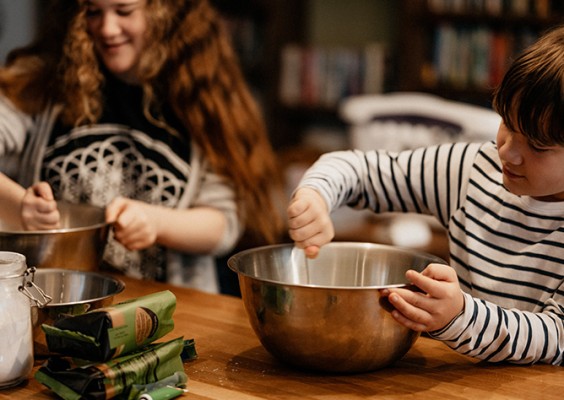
[0,0,283,292]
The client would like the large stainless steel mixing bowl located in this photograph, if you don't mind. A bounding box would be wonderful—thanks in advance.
[228,242,446,373]
[29,268,125,356]
[0,202,110,271]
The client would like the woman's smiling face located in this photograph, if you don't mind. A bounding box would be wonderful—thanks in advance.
[496,121,564,202]
[85,0,147,84]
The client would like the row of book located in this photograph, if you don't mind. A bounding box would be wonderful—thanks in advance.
[429,24,537,90]
[279,43,386,108]
[427,0,558,17]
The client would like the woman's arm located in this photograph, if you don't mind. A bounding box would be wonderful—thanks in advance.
[0,172,26,227]
[106,198,227,253]
[0,95,32,156]
[106,165,241,256]
[0,174,59,229]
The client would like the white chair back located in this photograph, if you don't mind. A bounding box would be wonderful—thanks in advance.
[340,92,501,151]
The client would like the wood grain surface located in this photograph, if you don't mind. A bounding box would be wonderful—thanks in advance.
[2,274,562,399]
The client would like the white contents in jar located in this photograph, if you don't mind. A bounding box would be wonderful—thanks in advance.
[0,289,33,387]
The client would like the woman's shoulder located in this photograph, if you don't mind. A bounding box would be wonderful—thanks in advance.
[0,92,34,129]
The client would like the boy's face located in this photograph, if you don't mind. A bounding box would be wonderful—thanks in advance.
[497,122,564,201]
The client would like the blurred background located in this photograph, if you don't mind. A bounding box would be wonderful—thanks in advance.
[6,1,559,150]
[1,0,562,294]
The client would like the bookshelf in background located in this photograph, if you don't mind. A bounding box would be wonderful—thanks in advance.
[397,0,564,107]
[278,43,386,110]
[210,1,307,295]
[274,42,389,153]
[213,1,401,151]
[211,0,306,150]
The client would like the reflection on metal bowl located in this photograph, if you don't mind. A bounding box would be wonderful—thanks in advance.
[228,242,446,373]
[30,268,125,357]
[0,202,110,271]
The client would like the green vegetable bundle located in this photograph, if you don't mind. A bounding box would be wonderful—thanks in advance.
[35,337,193,400]
[35,290,199,399]
[42,290,176,362]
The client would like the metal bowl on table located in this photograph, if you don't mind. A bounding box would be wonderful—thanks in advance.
[29,268,125,357]
[228,242,446,373]
[0,202,110,271]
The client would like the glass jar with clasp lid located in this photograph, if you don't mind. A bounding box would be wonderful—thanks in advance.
[0,252,51,389]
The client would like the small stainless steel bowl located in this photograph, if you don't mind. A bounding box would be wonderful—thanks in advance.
[30,268,125,357]
[0,202,110,271]
[228,242,446,373]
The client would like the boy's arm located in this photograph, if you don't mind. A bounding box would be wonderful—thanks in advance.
[429,290,564,365]
[297,143,482,224]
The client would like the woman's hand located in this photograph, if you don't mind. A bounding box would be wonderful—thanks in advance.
[380,263,465,332]
[287,187,334,258]
[105,197,160,251]
[21,182,60,230]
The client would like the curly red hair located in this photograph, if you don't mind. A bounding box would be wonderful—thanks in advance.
[0,0,283,245]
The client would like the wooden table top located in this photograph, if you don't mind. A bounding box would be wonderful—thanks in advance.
[2,274,563,399]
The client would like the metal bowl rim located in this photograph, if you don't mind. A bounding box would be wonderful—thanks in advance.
[228,242,446,290]
[0,220,110,235]
[33,268,125,307]
[0,201,109,234]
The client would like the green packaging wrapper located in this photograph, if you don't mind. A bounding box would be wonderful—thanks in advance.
[35,337,192,400]
[128,371,187,400]
[42,290,176,362]
[138,386,185,400]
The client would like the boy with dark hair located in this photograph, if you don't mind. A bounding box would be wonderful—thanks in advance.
[287,26,564,365]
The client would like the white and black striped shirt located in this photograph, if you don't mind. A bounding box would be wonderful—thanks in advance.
[299,141,564,365]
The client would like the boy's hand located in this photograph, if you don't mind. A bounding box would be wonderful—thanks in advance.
[106,197,159,251]
[380,263,464,332]
[21,182,60,230]
[287,187,334,258]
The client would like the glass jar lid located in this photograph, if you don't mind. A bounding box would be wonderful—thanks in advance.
[0,251,26,279]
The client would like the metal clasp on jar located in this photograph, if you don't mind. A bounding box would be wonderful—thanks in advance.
[18,266,52,308]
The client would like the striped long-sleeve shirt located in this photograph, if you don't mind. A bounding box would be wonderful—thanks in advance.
[298,141,564,365]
